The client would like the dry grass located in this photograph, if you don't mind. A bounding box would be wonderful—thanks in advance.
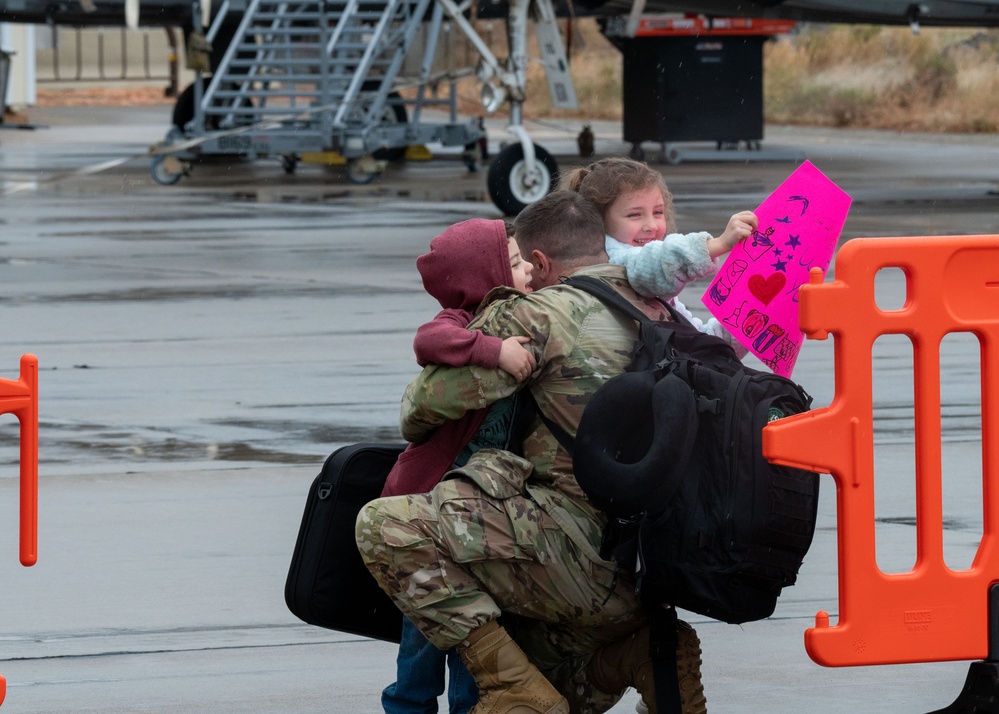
[521,20,999,133]
[35,85,176,107]
[32,20,999,133]
[764,24,999,132]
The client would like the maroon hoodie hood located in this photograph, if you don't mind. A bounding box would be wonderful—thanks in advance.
[417,219,513,312]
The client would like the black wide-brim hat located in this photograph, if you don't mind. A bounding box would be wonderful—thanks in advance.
[572,370,698,518]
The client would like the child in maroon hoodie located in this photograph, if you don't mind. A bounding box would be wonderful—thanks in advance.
[381,217,535,499]
[380,217,535,714]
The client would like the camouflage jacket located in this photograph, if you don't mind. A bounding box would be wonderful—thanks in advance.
[400,263,673,561]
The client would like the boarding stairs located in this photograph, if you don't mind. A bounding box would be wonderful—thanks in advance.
[205,0,421,136]
[155,0,482,184]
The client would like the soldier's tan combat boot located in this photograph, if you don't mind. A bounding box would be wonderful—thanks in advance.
[588,620,707,714]
[458,620,570,714]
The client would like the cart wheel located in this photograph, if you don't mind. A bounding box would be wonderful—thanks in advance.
[281,154,298,174]
[151,155,186,186]
[663,145,682,165]
[345,157,382,185]
[486,143,559,216]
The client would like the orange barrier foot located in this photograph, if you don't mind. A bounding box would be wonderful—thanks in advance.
[1,673,6,706]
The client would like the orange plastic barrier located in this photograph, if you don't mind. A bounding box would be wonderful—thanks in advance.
[763,235,999,667]
[0,354,37,707]
[0,354,39,567]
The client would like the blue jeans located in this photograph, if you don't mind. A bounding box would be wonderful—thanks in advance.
[382,617,478,714]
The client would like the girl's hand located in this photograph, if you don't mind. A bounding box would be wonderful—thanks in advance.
[709,211,758,258]
[498,336,536,382]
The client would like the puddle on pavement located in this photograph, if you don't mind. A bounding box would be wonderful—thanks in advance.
[0,417,403,475]
[5,282,409,304]
[874,516,970,531]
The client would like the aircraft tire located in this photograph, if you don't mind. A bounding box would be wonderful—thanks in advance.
[487,142,559,216]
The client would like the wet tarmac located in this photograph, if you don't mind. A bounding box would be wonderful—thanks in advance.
[0,104,998,712]
[2,105,999,475]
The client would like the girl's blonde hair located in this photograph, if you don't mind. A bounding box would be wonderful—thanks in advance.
[561,157,676,233]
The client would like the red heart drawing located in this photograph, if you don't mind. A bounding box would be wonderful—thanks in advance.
[748,273,786,305]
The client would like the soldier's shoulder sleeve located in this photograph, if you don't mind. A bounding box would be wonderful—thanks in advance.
[400,363,485,442]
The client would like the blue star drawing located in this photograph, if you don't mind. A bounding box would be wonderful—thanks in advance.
[775,215,792,224]
[773,248,783,259]
[771,257,788,272]
[785,234,801,249]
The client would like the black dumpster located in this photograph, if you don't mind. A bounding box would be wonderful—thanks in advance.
[622,35,765,149]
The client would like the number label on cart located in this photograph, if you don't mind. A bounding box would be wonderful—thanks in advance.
[219,135,254,152]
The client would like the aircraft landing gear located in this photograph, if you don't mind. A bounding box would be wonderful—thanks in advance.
[433,0,565,214]
[487,142,558,216]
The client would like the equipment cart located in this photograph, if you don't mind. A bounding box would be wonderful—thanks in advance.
[150,0,484,186]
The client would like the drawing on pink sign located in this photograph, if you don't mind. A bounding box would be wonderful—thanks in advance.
[708,258,747,306]
[701,160,852,377]
[748,273,785,305]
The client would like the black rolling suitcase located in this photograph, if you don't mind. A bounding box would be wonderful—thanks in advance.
[285,442,405,643]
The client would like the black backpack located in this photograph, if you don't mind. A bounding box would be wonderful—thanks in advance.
[541,275,819,624]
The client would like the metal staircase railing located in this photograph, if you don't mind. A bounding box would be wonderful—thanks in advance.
[197,0,432,135]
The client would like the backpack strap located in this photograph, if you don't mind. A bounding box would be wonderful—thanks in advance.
[504,388,541,457]
[562,274,687,327]
[527,275,675,454]
[568,274,743,373]
[648,605,684,714]
[565,275,695,714]
[532,275,688,454]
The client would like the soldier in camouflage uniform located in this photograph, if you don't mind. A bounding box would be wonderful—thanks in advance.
[356,191,705,714]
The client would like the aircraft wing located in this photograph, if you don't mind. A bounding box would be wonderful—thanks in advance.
[0,0,215,27]
[577,0,999,28]
[4,0,999,27]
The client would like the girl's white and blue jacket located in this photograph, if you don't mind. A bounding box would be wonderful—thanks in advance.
[606,232,749,358]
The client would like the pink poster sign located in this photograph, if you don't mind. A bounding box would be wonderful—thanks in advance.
[701,160,851,377]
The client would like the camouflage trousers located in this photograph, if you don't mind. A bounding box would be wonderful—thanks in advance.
[355,474,647,712]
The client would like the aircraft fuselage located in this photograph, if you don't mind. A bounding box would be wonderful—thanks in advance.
[4,0,999,29]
